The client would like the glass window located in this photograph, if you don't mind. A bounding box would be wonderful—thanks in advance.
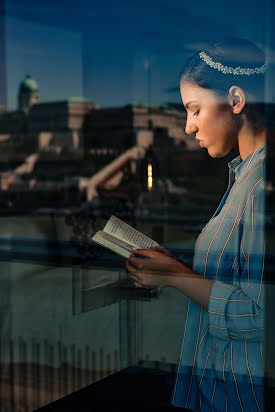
[0,1,274,410]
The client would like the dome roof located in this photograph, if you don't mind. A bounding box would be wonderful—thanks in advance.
[19,75,39,92]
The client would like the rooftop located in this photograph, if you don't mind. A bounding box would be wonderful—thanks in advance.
[19,75,39,93]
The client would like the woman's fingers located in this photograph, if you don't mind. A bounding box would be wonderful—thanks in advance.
[128,249,177,274]
[150,245,173,255]
[128,250,152,270]
[131,249,152,258]
[126,259,138,273]
[126,248,182,289]
[126,259,147,277]
[150,246,176,259]
[133,281,143,288]
[130,273,139,282]
[151,246,167,254]
[129,272,144,287]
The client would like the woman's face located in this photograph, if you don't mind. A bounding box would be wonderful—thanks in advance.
[180,81,239,158]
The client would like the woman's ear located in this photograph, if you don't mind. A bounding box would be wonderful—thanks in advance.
[228,85,246,114]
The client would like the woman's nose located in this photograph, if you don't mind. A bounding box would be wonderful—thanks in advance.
[185,116,198,135]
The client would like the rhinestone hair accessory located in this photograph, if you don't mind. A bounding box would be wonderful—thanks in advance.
[199,51,267,75]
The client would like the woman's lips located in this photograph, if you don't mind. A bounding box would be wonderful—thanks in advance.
[195,137,205,148]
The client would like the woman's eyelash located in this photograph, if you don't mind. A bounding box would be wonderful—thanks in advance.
[193,109,200,116]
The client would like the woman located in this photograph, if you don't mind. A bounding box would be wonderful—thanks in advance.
[126,38,266,412]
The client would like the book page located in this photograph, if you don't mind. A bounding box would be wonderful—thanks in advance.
[91,230,133,258]
[103,215,159,249]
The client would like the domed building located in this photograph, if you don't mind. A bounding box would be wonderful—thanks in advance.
[18,74,40,111]
[0,75,96,151]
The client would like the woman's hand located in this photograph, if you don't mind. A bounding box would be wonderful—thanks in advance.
[126,249,186,289]
[150,246,177,260]
[126,248,214,310]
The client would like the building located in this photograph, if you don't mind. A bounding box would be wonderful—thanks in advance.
[0,75,97,153]
[18,74,40,111]
[0,75,210,208]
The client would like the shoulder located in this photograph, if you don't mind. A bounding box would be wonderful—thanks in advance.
[235,152,266,217]
[240,152,266,195]
[249,150,266,179]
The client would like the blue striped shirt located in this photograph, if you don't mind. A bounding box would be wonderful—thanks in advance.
[171,146,266,412]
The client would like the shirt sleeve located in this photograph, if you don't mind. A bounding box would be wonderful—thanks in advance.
[208,189,265,341]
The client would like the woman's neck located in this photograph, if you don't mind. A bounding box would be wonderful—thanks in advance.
[238,123,266,160]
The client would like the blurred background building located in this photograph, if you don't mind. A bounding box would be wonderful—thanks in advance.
[0,74,225,212]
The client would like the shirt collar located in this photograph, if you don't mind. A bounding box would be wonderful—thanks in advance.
[228,145,266,182]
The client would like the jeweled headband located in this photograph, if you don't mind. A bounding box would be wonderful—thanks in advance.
[199,51,267,76]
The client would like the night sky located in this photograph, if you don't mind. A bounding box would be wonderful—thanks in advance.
[4,0,274,109]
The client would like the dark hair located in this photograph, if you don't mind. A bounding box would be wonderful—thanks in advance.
[180,38,266,133]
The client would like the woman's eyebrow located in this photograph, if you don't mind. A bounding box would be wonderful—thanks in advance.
[185,100,199,109]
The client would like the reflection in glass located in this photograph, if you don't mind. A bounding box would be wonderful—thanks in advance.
[0,0,274,410]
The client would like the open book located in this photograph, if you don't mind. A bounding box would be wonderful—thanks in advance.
[90,215,159,258]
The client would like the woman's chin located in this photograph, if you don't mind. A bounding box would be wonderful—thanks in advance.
[207,147,227,159]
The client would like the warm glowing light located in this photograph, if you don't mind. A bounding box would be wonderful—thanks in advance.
[147,163,153,190]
